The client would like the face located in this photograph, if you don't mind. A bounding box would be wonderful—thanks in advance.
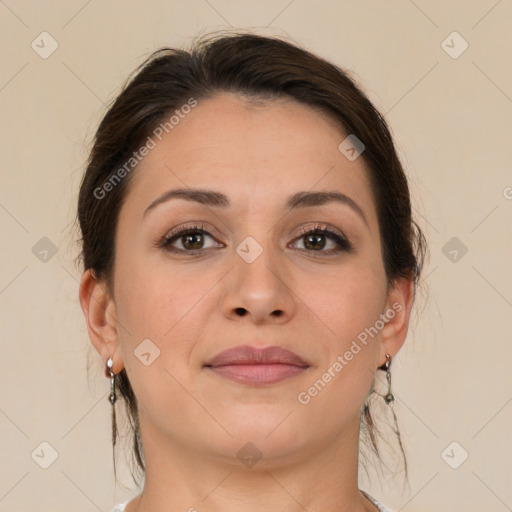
[88,92,410,465]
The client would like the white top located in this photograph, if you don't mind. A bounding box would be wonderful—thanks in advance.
[110,504,127,512]
[111,491,394,512]
[361,490,395,512]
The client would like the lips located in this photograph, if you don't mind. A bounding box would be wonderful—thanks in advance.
[204,345,309,368]
[203,345,310,385]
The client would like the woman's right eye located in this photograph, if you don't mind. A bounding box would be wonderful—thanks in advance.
[161,225,223,254]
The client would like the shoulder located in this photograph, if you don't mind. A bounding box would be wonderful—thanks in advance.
[360,490,395,512]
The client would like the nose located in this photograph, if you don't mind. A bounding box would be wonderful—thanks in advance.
[221,241,297,325]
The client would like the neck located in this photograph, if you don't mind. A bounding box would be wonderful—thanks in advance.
[126,412,379,512]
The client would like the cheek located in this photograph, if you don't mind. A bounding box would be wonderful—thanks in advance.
[295,255,386,404]
[114,251,207,338]
[301,254,387,343]
[112,258,210,426]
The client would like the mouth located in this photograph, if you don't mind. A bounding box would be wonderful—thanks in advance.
[203,345,310,386]
[205,363,308,385]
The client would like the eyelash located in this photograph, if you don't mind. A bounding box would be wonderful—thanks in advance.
[159,223,352,255]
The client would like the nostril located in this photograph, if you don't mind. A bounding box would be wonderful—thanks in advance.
[235,308,247,316]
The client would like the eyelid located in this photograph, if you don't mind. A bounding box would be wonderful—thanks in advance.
[160,222,222,243]
[293,222,346,239]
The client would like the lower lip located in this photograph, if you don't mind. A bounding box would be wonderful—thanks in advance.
[205,364,308,385]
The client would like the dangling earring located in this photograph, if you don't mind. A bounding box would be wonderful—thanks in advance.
[106,356,117,448]
[378,352,394,404]
[106,356,117,405]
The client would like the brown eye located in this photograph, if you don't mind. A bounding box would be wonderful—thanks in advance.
[160,225,223,253]
[291,225,352,254]
[303,233,328,251]
[179,232,205,250]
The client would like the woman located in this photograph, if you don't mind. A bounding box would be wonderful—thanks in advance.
[77,30,426,512]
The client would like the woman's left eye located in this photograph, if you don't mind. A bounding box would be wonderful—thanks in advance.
[289,225,351,254]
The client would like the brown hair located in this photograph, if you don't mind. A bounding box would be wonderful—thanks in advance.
[76,30,427,487]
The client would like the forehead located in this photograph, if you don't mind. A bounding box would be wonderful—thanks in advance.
[122,92,377,226]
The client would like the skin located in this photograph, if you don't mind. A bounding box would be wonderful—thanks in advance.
[80,92,414,512]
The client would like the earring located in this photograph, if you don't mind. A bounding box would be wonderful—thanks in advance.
[378,353,394,404]
[106,356,117,405]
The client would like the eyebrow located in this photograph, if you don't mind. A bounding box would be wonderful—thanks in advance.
[142,187,368,226]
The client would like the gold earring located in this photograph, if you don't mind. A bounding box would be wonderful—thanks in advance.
[378,353,394,404]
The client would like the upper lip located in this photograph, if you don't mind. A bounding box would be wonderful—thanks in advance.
[204,345,309,368]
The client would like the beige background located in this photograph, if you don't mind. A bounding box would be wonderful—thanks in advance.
[1,1,511,511]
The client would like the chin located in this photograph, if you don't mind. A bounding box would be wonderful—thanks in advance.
[209,414,309,459]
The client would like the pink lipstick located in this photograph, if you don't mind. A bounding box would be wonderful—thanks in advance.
[204,345,310,385]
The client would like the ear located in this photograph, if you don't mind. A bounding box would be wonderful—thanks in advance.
[79,269,122,373]
[378,276,415,366]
